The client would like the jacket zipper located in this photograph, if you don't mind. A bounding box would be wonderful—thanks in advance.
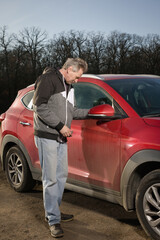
[62,76,70,126]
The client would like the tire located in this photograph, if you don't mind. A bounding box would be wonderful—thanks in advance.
[5,146,36,192]
[136,169,160,240]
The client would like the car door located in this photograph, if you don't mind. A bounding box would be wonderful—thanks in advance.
[16,90,40,169]
[68,81,122,191]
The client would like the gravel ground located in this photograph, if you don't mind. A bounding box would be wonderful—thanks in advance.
[0,165,150,240]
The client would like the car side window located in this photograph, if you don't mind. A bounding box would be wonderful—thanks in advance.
[21,90,34,110]
[73,82,112,109]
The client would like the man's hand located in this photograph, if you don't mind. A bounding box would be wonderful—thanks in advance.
[60,125,73,137]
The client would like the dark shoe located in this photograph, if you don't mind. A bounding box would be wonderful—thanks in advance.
[61,213,74,222]
[45,213,74,223]
[50,224,64,238]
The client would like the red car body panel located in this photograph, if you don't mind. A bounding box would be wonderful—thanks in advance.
[17,107,40,169]
[68,118,121,191]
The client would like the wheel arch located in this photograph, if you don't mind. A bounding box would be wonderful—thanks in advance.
[120,149,160,211]
[1,134,41,181]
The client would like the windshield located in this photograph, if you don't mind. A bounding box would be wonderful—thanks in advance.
[106,77,160,117]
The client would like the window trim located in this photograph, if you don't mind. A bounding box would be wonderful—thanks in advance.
[21,90,34,111]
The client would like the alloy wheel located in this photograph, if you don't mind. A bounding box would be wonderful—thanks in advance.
[8,152,23,186]
[143,183,160,236]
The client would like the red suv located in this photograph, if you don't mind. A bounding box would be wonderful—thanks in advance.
[1,74,160,240]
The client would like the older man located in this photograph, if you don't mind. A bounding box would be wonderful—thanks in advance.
[33,58,88,238]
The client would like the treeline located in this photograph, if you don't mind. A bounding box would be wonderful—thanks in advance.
[0,26,160,113]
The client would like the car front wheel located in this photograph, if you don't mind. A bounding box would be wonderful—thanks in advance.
[136,169,160,240]
[5,146,36,192]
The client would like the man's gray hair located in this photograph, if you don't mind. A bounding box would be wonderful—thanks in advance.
[62,58,88,73]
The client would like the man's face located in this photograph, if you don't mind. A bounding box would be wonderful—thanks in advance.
[65,66,83,84]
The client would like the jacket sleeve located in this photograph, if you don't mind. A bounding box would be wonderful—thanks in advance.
[73,107,89,119]
[33,104,64,131]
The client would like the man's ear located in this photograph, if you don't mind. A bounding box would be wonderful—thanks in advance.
[67,66,73,73]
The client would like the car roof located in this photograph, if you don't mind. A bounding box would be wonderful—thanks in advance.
[26,74,160,90]
[81,74,160,81]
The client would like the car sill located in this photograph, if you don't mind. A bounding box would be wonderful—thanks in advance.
[65,179,122,206]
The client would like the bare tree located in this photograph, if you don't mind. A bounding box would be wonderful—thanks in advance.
[49,31,77,67]
[140,34,160,74]
[44,30,87,68]
[105,31,141,73]
[84,32,107,73]
[70,30,87,58]
[0,26,14,102]
[15,27,47,81]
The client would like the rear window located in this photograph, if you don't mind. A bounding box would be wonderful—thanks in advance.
[21,91,34,110]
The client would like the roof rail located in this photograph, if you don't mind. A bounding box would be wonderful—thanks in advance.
[99,74,130,77]
[81,74,102,79]
[27,83,34,88]
[135,74,160,78]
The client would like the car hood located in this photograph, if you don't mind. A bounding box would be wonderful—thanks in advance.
[143,117,160,127]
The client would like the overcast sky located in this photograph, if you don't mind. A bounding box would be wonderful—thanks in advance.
[0,0,160,38]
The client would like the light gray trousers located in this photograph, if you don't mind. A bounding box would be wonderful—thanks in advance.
[34,136,68,226]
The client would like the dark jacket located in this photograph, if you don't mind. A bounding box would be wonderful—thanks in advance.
[33,67,88,140]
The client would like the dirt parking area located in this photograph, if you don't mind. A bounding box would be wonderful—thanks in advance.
[0,165,150,240]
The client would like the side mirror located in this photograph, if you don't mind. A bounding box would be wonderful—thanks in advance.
[88,104,115,119]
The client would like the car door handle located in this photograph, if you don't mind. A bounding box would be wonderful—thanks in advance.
[19,121,31,126]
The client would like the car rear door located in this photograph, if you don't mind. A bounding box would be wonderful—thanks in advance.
[16,90,40,169]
